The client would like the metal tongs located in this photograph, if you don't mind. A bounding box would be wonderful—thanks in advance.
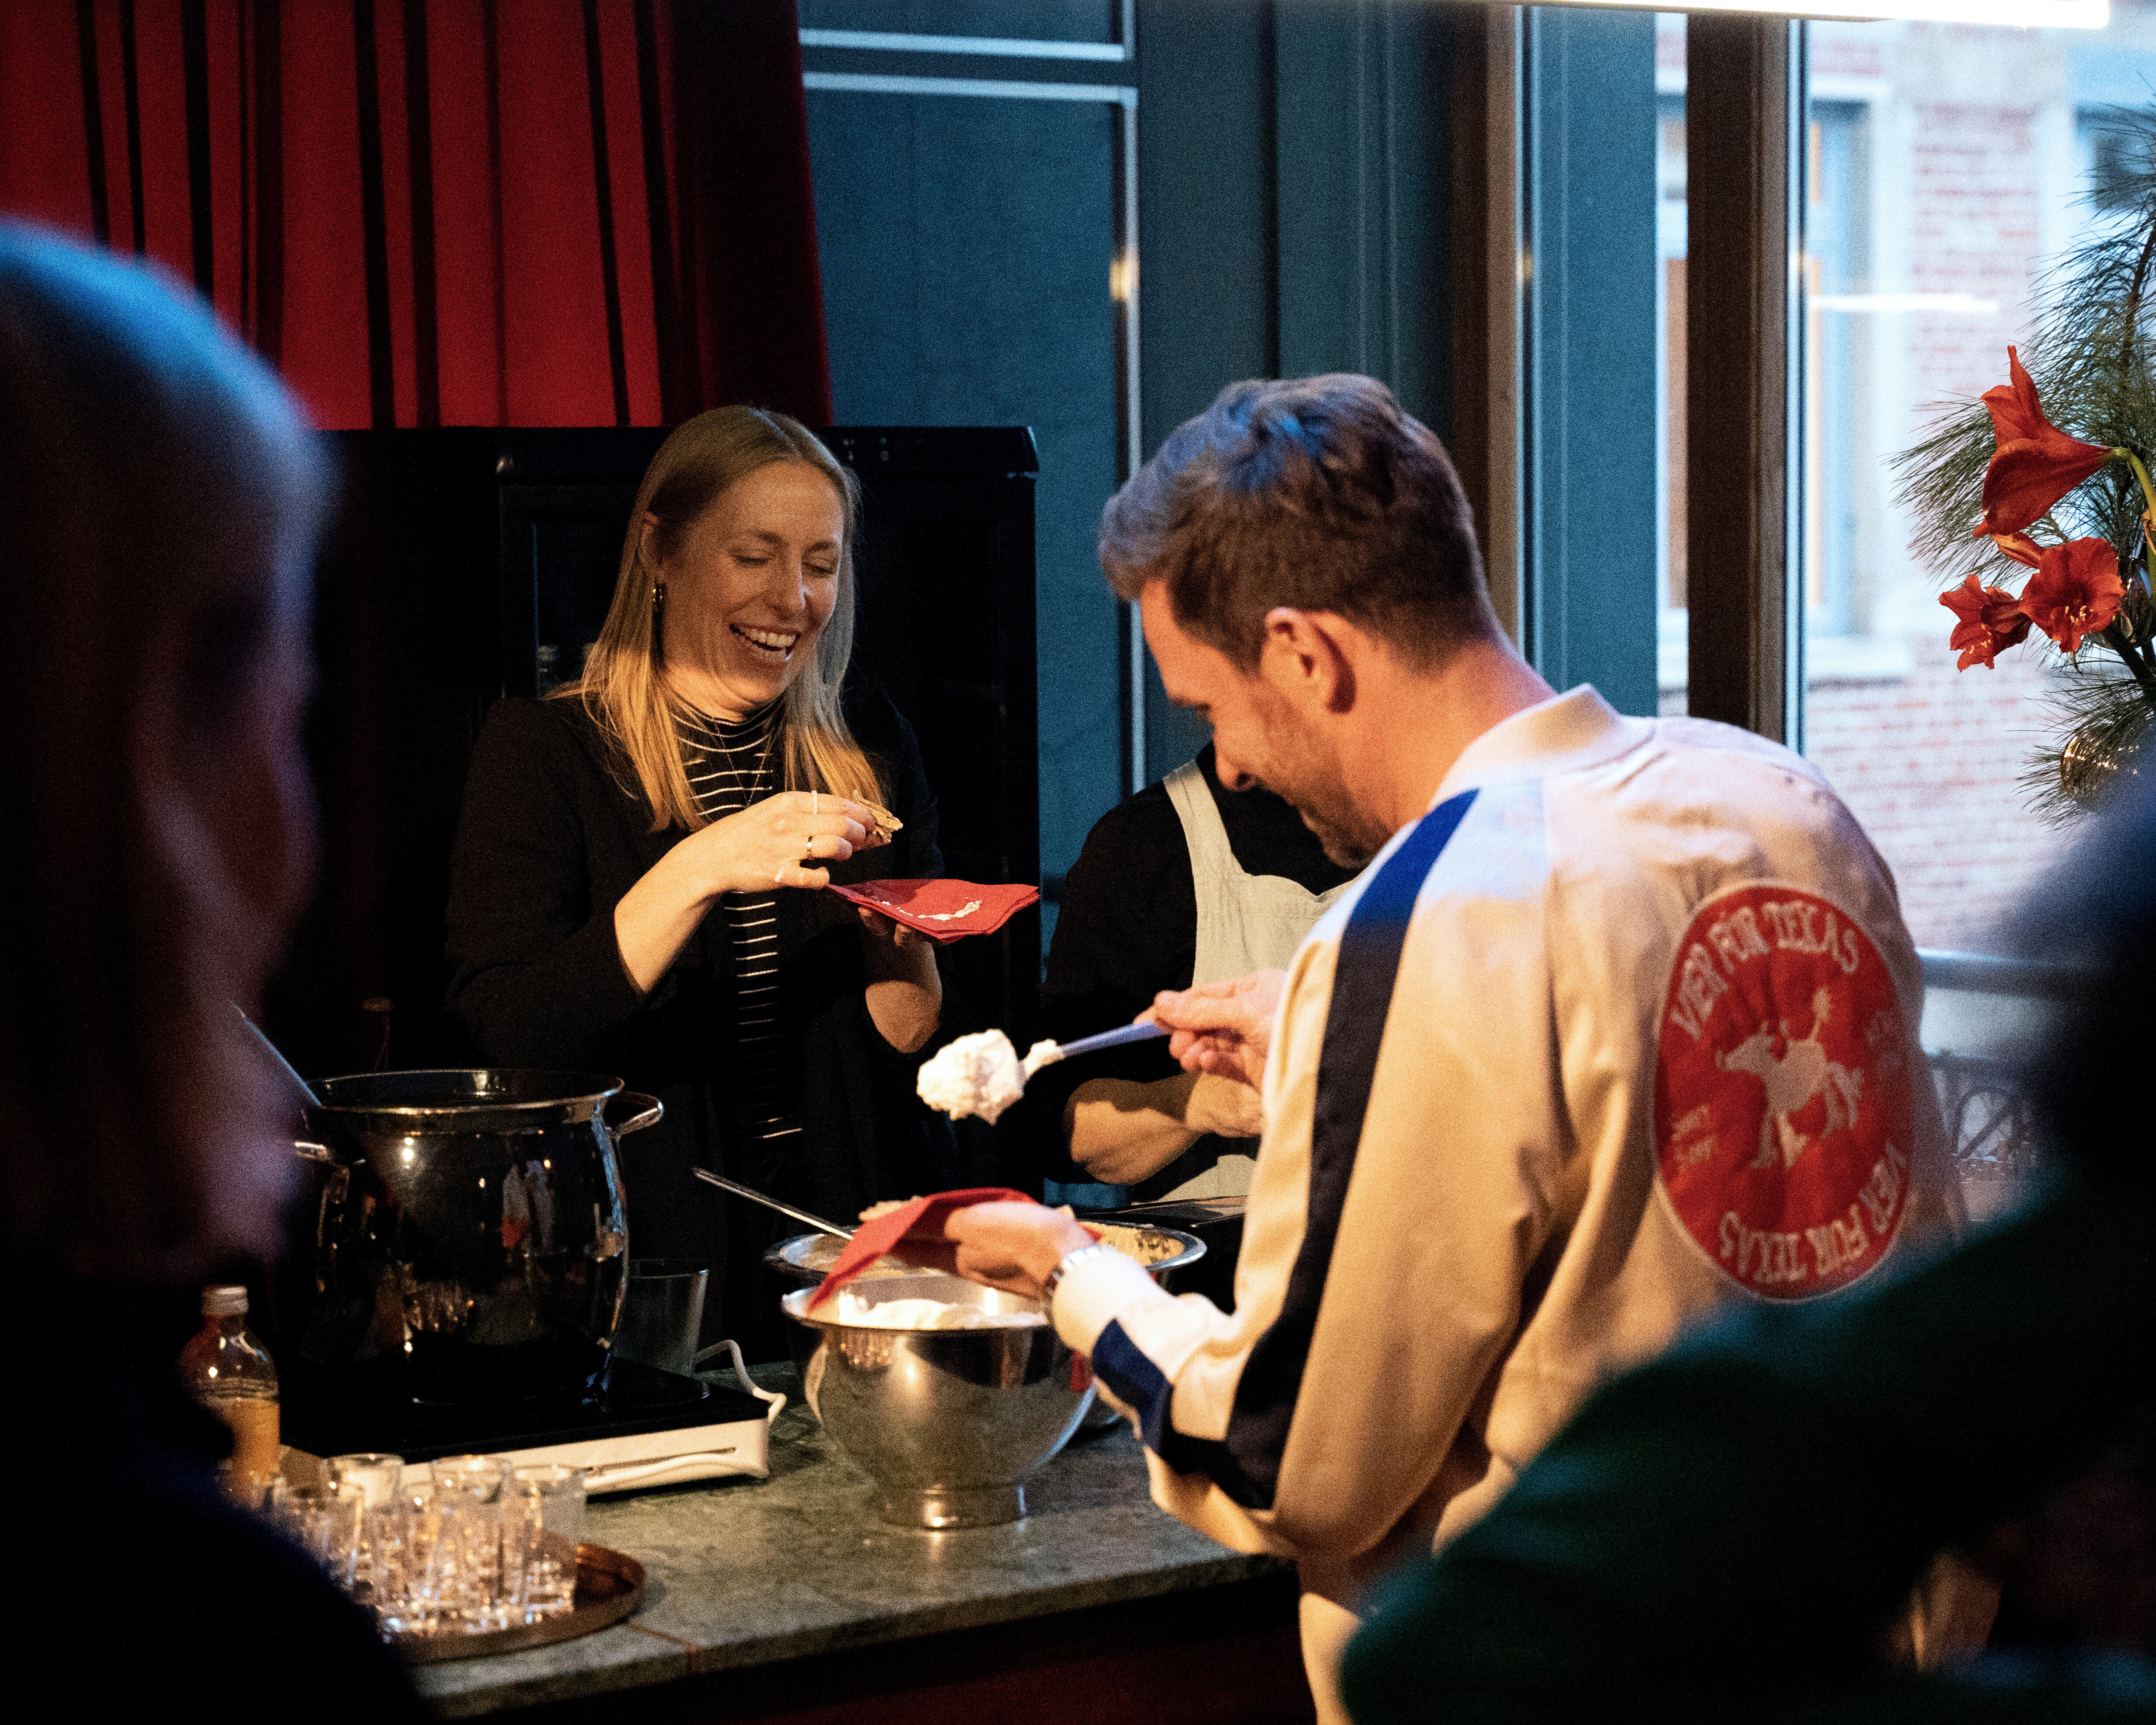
[691,1167,855,1239]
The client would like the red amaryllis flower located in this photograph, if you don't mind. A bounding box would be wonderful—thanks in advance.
[1971,347,2114,539]
[2020,537,2125,656]
[1941,573,2032,670]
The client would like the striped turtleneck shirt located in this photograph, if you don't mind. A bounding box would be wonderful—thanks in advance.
[679,702,800,1159]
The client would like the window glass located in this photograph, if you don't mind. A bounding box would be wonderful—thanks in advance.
[805,84,1126,941]
[797,1,1120,46]
[1656,13,1687,713]
[1796,10,2156,951]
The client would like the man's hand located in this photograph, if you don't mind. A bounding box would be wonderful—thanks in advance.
[1148,967,1286,1095]
[945,1201,1095,1301]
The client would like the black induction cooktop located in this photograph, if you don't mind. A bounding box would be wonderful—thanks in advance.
[283,1357,769,1465]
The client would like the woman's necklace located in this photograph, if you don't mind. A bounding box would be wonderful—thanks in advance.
[685,701,781,812]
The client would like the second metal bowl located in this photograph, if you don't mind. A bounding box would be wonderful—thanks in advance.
[782,1275,1095,1527]
[761,1221,1206,1288]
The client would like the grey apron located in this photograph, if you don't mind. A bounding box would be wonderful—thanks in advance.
[1131,761,1352,1201]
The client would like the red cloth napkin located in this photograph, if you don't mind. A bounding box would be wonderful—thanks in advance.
[827,878,1040,943]
[809,1187,1093,1310]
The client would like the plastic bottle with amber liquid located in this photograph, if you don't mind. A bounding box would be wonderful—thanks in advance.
[179,1284,281,1501]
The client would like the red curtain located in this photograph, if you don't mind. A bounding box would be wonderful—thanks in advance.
[0,0,832,429]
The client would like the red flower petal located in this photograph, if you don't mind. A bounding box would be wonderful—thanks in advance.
[1970,348,2115,539]
[2020,538,2125,656]
[1985,531,2044,569]
[1940,572,2032,670]
[1975,436,2115,539]
[1978,346,2046,445]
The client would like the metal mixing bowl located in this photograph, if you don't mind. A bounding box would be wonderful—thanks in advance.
[764,1226,1204,1436]
[781,1274,1097,1528]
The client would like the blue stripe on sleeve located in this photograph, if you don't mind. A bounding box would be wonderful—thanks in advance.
[1095,1316,1242,1484]
[1092,1318,1174,1451]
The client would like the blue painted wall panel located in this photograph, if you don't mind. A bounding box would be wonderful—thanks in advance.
[1527,6,1660,719]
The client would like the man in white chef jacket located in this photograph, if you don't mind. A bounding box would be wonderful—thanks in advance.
[948,373,1958,1722]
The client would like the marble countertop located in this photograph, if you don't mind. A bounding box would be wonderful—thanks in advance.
[412,1372,1285,1717]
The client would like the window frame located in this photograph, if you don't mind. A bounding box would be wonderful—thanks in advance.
[1469,7,1804,746]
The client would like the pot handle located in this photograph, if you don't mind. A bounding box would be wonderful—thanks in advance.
[293,1139,336,1164]
[607,1092,664,1138]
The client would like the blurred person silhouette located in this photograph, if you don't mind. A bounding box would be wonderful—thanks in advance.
[1341,780,2156,1723]
[0,223,422,1712]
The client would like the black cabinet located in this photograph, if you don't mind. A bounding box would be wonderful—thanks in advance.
[266,426,1038,1082]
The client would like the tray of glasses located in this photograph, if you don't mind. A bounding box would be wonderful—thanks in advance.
[394,1540,645,1664]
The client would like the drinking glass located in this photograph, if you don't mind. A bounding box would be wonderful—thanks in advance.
[510,1465,586,1617]
[394,1481,463,1634]
[271,1483,364,1591]
[326,1452,404,1509]
[361,1499,415,1631]
[326,1453,405,1615]
[429,1453,504,1503]
[614,1260,708,1376]
[220,1460,279,1512]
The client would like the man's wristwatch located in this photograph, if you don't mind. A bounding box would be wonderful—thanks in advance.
[1040,1241,1121,1315]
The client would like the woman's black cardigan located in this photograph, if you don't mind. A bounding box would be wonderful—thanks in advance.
[445,689,957,1347]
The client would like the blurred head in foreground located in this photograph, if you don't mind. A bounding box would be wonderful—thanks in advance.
[2016,774,2156,1191]
[0,223,325,1286]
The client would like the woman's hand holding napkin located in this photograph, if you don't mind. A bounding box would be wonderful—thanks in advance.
[824,879,1040,943]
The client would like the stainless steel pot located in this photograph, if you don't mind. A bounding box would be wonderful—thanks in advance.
[293,1069,657,1405]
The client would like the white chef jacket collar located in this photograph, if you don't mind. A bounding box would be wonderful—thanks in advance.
[1433,684,1650,805]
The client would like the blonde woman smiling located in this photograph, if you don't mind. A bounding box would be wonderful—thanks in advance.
[448,407,951,1354]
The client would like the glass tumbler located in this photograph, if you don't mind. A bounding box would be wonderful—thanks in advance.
[510,1464,586,1617]
[271,1483,365,1592]
[397,1482,471,1633]
[360,1498,415,1632]
[326,1452,404,1509]
[327,1453,405,1615]
[428,1453,504,1504]
[424,1453,509,1625]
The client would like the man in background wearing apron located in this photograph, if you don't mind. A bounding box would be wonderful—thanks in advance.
[1033,744,1354,1208]
[948,373,1959,1723]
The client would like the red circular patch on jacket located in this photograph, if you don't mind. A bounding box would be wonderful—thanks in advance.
[1655,882,1914,1300]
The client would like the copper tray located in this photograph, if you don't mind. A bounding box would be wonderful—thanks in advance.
[394,1540,646,1664]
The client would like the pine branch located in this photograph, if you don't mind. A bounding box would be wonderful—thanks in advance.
[2024,649,2156,821]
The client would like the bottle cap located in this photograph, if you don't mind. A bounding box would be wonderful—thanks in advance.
[201,1284,249,1317]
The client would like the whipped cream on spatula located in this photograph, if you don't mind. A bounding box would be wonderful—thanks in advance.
[914,1021,1170,1124]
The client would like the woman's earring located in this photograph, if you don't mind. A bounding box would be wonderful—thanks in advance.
[650,580,666,666]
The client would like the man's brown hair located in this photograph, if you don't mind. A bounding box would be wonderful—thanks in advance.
[1099,374,1494,670]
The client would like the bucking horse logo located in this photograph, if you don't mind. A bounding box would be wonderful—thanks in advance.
[1656,882,1914,1299]
[1713,984,1864,1170]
